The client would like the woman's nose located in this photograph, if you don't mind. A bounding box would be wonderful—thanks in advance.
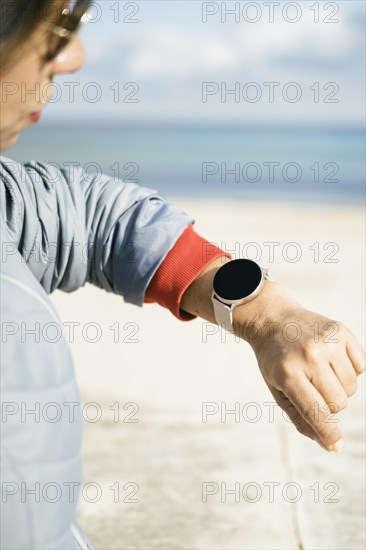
[51,35,85,74]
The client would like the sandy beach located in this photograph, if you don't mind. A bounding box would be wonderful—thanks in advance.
[50,198,365,550]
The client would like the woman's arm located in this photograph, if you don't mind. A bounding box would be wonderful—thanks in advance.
[2,155,364,452]
[180,258,366,452]
[0,156,193,305]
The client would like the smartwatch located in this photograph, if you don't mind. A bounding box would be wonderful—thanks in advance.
[212,259,272,332]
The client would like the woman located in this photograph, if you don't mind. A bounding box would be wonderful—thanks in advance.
[1,1,365,548]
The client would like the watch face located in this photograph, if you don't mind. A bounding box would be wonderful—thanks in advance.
[213,259,263,301]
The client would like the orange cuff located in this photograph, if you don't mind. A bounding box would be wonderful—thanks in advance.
[144,224,232,321]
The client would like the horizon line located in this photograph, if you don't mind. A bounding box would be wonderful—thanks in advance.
[36,121,365,134]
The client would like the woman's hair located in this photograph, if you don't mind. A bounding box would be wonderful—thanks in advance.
[0,0,65,72]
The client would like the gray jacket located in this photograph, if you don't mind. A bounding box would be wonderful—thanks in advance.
[0,156,193,549]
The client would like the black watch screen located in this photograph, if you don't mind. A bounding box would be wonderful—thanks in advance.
[213,259,263,301]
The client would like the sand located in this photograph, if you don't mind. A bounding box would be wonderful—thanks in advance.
[50,199,365,550]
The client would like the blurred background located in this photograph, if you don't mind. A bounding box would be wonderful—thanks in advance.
[6,1,365,548]
[8,0,365,203]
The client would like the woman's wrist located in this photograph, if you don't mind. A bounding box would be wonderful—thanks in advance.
[231,280,301,344]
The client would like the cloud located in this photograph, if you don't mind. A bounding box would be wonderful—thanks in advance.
[233,12,356,63]
[130,28,238,78]
[47,1,364,126]
[124,9,359,80]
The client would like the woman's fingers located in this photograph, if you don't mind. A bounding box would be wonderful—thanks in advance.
[328,356,358,397]
[346,332,366,375]
[270,386,321,443]
[281,373,343,451]
[307,363,348,413]
[253,302,365,450]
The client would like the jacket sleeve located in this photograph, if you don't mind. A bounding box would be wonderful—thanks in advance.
[0,156,193,306]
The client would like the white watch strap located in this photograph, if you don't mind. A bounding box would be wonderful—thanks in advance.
[212,269,272,332]
[212,296,234,332]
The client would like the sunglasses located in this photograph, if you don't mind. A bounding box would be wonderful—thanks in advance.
[45,0,92,61]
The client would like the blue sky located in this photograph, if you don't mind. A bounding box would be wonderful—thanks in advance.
[45,0,365,127]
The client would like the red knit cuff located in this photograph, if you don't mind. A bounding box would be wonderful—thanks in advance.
[144,224,232,321]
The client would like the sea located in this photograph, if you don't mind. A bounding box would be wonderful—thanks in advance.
[7,124,365,204]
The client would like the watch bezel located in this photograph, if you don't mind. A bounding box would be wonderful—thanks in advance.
[212,259,267,306]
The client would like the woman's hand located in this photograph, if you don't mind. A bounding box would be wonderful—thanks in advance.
[181,257,365,451]
[232,282,366,451]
